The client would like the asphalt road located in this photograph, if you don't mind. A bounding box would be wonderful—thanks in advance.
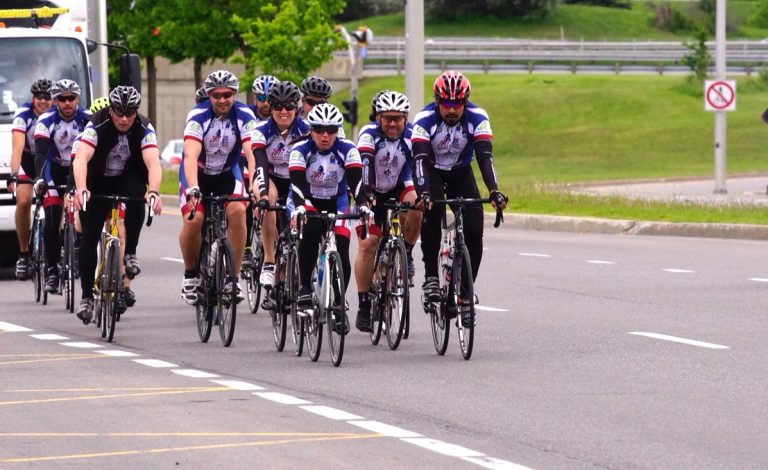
[2,212,768,469]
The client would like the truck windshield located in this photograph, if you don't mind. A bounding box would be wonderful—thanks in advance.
[0,37,90,124]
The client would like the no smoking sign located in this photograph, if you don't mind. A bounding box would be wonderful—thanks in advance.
[704,80,736,111]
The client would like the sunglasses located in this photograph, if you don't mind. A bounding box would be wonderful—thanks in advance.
[303,97,326,107]
[211,91,234,100]
[33,93,52,100]
[256,93,267,102]
[311,125,339,135]
[439,99,465,109]
[56,95,78,103]
[111,107,136,118]
[271,103,296,112]
[380,114,406,124]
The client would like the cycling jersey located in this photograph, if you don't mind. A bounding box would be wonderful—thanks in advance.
[288,137,362,204]
[183,101,256,175]
[34,107,90,168]
[11,102,40,156]
[253,117,310,180]
[411,101,492,170]
[357,121,414,194]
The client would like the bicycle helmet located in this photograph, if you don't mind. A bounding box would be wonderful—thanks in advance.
[51,79,81,98]
[252,74,279,95]
[267,80,301,106]
[300,76,332,98]
[30,78,52,95]
[433,70,470,101]
[306,103,343,127]
[109,85,141,112]
[368,89,391,121]
[89,96,110,113]
[375,91,410,114]
[203,70,239,93]
[195,86,209,104]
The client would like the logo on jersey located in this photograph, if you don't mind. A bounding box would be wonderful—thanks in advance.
[310,165,325,180]
[413,125,429,139]
[475,120,492,135]
[188,121,203,133]
[144,132,157,146]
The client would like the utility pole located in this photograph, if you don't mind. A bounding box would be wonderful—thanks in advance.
[713,0,726,194]
[405,0,424,116]
[86,0,108,99]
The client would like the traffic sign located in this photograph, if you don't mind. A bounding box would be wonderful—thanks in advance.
[704,80,736,111]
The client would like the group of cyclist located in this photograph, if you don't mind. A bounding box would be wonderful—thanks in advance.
[8,67,507,339]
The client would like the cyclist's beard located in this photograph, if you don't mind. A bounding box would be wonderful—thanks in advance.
[443,113,459,126]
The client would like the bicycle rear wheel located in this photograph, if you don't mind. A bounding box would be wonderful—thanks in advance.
[454,246,475,360]
[326,251,346,367]
[385,240,409,350]
[216,239,237,347]
[104,240,120,343]
[307,267,323,362]
[287,247,304,356]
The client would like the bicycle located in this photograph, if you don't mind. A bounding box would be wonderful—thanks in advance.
[242,202,264,315]
[83,193,155,343]
[295,210,368,367]
[368,200,412,350]
[189,194,250,347]
[423,197,504,360]
[60,192,78,313]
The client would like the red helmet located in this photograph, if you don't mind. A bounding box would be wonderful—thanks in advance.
[433,71,470,101]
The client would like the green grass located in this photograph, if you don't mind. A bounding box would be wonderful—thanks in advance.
[330,73,768,224]
[161,169,179,197]
[344,1,768,40]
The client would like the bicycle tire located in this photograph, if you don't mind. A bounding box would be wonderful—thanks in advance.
[104,240,119,343]
[369,282,383,346]
[63,223,76,313]
[288,247,304,356]
[40,221,47,305]
[216,239,237,347]
[326,251,346,367]
[246,231,264,314]
[270,238,287,352]
[385,239,409,350]
[195,242,214,343]
[307,267,323,362]
[454,246,475,360]
[32,220,43,303]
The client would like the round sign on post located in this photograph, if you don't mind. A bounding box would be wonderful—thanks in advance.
[704,80,736,111]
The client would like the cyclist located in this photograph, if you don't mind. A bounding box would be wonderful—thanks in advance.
[412,71,507,324]
[288,103,370,335]
[179,70,258,305]
[195,87,209,105]
[299,76,345,139]
[252,80,309,293]
[353,91,421,332]
[8,78,53,281]
[33,79,90,294]
[250,74,279,121]
[72,85,162,323]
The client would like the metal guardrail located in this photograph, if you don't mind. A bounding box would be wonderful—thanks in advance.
[337,37,768,74]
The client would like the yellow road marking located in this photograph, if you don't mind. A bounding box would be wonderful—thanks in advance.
[0,355,103,366]
[5,387,215,393]
[1,433,382,463]
[0,386,229,406]
[0,431,366,437]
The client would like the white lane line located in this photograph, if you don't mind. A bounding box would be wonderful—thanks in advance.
[402,437,483,457]
[347,420,422,438]
[518,252,551,258]
[475,305,508,312]
[210,380,264,391]
[59,342,101,348]
[0,322,33,332]
[586,260,615,265]
[461,455,535,470]
[749,278,768,283]
[30,333,69,340]
[254,392,311,405]
[96,350,139,357]
[161,257,184,263]
[663,268,694,273]
[300,405,363,421]
[133,359,178,368]
[628,332,729,350]
[172,369,219,378]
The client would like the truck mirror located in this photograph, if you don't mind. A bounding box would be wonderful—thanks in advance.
[86,39,98,54]
[119,54,141,94]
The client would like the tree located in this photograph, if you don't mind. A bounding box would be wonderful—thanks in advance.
[682,27,711,83]
[233,0,346,86]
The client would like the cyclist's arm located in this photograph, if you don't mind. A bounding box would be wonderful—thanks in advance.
[474,139,498,193]
[242,142,256,193]
[10,131,24,176]
[183,139,202,189]
[346,165,367,206]
[360,150,376,194]
[142,146,162,194]
[33,137,50,179]
[412,140,432,197]
[253,147,269,197]
[289,168,308,208]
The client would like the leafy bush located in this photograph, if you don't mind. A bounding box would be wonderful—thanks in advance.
[426,0,555,21]
[682,27,711,82]
[336,0,404,22]
[563,0,632,10]
[649,1,695,33]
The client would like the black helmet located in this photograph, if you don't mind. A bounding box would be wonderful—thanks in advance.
[30,78,52,95]
[368,89,391,122]
[195,87,209,104]
[109,85,141,112]
[300,76,332,98]
[267,81,301,107]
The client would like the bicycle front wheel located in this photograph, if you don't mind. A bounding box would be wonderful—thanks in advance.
[245,232,264,314]
[307,267,323,362]
[63,223,76,313]
[216,239,237,347]
[385,240,409,350]
[103,240,120,343]
[270,242,287,351]
[287,247,304,356]
[195,243,214,343]
[326,251,346,367]
[454,246,475,360]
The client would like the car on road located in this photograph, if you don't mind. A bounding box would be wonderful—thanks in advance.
[160,139,183,168]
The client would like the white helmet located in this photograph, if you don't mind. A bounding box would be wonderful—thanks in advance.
[375,91,410,114]
[203,70,239,93]
[51,79,81,98]
[306,103,343,127]
[251,75,279,95]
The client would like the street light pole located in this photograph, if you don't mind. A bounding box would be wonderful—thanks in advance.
[405,0,424,116]
[713,0,726,194]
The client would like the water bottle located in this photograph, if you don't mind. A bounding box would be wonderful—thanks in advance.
[317,251,326,287]
[439,226,454,285]
[208,240,218,277]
